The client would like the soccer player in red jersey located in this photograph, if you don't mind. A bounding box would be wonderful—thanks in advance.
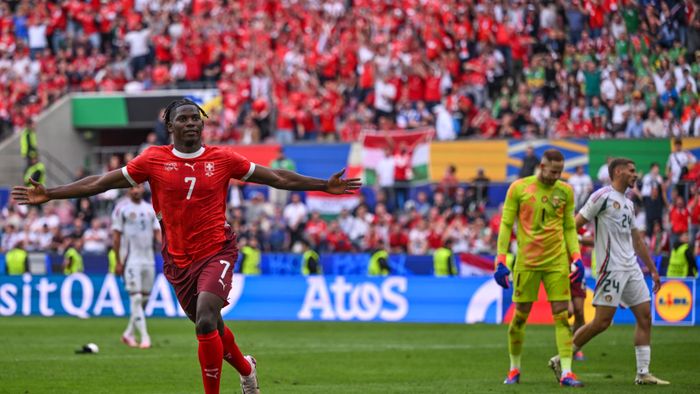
[12,99,361,394]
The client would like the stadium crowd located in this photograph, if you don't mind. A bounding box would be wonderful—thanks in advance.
[1,0,700,142]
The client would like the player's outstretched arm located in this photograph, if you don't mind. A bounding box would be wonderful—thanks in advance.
[247,166,361,195]
[631,228,661,293]
[11,169,132,205]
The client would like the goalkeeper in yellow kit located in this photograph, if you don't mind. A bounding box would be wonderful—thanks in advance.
[494,149,584,387]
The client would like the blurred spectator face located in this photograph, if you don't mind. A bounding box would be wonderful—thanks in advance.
[109,155,121,170]
[434,192,444,205]
[674,139,682,151]
[676,196,685,208]
[357,206,367,218]
[128,184,145,201]
[291,194,301,203]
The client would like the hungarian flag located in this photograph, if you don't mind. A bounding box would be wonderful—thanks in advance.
[305,143,363,215]
[361,129,433,186]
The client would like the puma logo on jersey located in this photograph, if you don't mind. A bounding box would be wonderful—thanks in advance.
[184,163,196,171]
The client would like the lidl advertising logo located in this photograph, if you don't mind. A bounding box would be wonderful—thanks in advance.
[653,280,695,325]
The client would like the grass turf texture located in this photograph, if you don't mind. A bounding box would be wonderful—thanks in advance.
[1,317,698,393]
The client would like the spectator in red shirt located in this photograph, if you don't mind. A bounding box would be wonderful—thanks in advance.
[151,60,171,88]
[388,222,409,253]
[669,195,690,246]
[437,164,459,202]
[324,221,352,252]
[304,211,328,248]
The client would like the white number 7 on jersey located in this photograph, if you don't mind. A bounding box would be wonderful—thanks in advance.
[184,177,196,200]
[219,260,231,279]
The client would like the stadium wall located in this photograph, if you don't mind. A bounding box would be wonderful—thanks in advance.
[0,274,695,326]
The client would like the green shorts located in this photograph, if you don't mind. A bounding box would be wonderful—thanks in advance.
[512,270,571,303]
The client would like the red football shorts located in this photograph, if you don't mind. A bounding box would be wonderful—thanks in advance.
[571,279,587,299]
[163,230,238,318]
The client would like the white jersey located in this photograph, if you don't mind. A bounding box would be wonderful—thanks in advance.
[111,199,160,267]
[579,186,638,273]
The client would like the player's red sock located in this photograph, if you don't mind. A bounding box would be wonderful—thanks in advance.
[197,330,223,394]
[221,325,252,376]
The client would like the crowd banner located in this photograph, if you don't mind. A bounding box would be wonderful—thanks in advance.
[362,129,433,186]
[1,274,696,325]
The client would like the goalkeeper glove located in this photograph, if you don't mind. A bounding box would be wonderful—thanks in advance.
[494,255,511,289]
[569,254,585,284]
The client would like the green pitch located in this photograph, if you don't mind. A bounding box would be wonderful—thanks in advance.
[1,317,698,393]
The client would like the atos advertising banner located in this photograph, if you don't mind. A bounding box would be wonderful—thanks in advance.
[1,274,697,325]
[0,274,504,324]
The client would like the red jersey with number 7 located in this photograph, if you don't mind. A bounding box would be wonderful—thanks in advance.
[122,145,255,268]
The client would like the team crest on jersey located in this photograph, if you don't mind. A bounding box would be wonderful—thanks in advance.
[613,201,621,209]
[550,189,567,208]
[205,162,215,176]
[164,162,178,171]
[128,212,136,220]
[605,294,613,303]
[541,196,549,204]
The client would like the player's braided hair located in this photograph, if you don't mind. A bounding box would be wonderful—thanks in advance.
[162,98,209,123]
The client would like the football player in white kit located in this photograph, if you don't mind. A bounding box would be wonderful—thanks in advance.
[112,184,161,349]
[554,158,668,385]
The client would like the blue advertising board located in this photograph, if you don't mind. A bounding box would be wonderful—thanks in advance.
[2,274,697,325]
[0,274,503,323]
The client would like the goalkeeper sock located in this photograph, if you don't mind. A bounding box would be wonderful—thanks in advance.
[554,310,574,375]
[508,309,529,370]
[197,330,223,394]
[635,345,650,375]
[221,325,252,376]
